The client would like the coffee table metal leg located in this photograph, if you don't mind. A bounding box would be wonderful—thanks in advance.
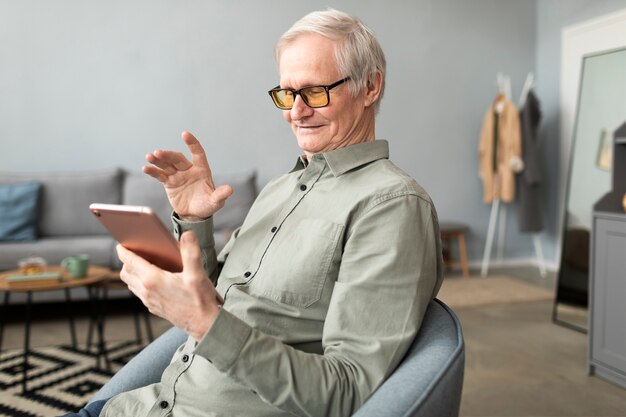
[99,287,111,372]
[86,311,94,351]
[0,292,10,356]
[143,309,154,342]
[23,291,32,393]
[87,286,100,367]
[64,288,78,349]
[88,286,111,371]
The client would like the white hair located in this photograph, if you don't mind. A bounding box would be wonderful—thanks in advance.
[275,9,386,111]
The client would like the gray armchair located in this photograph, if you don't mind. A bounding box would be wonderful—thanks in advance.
[90,299,464,416]
[354,299,465,417]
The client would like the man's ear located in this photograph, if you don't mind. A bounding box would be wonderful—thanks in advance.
[364,70,383,108]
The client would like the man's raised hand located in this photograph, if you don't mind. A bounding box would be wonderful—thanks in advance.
[143,131,233,221]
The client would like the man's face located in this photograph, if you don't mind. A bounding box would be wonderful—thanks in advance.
[278,34,374,158]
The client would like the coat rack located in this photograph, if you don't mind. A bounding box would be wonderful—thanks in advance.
[481,72,546,278]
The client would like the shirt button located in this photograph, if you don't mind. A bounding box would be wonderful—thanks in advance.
[300,184,307,191]
[160,401,169,409]
[182,354,189,363]
[244,271,251,278]
[271,226,277,233]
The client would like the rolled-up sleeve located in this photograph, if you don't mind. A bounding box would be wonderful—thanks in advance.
[172,214,220,284]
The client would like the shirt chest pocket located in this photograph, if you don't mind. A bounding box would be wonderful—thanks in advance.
[251,218,344,308]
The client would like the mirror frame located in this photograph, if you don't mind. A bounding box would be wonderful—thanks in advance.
[553,46,626,332]
[554,10,626,332]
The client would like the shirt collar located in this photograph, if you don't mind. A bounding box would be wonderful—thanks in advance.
[290,140,389,176]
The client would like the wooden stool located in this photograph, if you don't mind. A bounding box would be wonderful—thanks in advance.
[440,222,470,278]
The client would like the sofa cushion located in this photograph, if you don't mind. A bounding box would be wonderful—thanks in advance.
[0,236,116,271]
[122,171,257,234]
[213,172,257,232]
[0,169,123,237]
[0,181,41,241]
[122,172,173,227]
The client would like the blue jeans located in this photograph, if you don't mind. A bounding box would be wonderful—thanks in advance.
[59,399,108,417]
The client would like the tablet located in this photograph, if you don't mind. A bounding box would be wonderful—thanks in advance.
[89,203,183,272]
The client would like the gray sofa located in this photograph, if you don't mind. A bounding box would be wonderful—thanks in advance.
[0,168,257,302]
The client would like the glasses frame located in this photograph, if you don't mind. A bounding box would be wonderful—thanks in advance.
[268,77,351,110]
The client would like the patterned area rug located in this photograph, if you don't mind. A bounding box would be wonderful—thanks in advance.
[0,342,143,417]
[438,275,554,309]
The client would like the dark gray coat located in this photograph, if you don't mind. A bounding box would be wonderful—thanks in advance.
[517,90,544,232]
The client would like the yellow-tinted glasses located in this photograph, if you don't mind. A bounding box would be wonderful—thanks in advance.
[268,77,351,110]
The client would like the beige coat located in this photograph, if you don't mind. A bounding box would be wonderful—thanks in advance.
[478,93,522,203]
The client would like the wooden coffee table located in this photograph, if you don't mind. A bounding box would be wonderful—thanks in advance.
[0,265,113,393]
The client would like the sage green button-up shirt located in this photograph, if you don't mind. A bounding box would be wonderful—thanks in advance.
[101,140,443,417]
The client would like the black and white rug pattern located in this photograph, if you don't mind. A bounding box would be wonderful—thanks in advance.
[0,342,142,417]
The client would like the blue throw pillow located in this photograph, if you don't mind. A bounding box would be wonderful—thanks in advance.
[0,181,42,241]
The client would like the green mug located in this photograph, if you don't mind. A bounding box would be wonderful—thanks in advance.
[62,255,89,278]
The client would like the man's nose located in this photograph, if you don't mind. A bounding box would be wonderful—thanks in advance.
[290,94,314,119]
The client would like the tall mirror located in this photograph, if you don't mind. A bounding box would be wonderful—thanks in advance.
[553,47,626,332]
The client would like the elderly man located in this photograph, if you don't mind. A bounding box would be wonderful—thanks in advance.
[65,8,442,417]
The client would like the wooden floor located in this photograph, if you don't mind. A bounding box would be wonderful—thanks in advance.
[2,265,625,416]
